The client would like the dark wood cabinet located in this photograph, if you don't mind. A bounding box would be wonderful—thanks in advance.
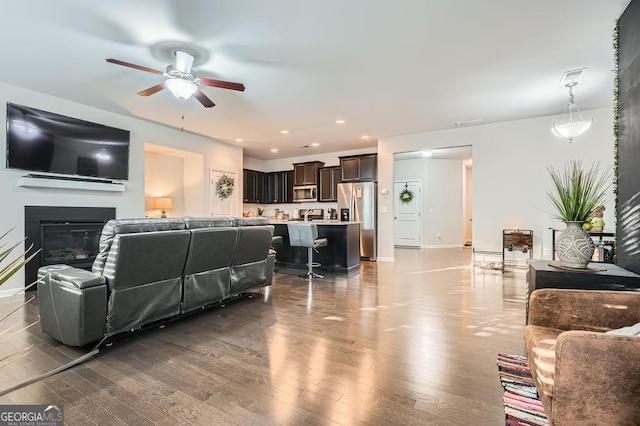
[293,161,324,185]
[340,154,377,182]
[319,166,341,202]
[253,170,295,204]
[264,171,294,203]
[243,169,266,203]
[283,170,294,203]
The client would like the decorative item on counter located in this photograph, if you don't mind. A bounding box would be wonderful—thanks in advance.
[399,183,414,204]
[546,161,610,269]
[257,207,264,216]
[215,174,235,200]
[243,210,255,217]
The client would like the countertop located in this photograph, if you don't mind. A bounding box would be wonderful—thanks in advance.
[269,220,360,225]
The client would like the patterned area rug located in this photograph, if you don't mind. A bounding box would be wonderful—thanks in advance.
[497,353,549,425]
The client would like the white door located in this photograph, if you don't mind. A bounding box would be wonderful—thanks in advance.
[394,180,422,247]
[210,169,238,217]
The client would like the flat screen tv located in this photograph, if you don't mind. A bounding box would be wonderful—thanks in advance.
[6,103,130,180]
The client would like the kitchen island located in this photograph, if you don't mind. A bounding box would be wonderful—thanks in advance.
[271,221,361,273]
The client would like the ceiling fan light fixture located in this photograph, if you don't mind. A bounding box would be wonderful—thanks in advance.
[165,78,198,100]
[551,81,592,142]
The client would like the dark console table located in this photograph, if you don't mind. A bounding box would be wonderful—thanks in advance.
[526,260,640,321]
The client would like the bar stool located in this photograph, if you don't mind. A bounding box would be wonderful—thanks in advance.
[287,222,328,278]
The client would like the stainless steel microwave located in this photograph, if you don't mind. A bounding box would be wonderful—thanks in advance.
[293,185,317,202]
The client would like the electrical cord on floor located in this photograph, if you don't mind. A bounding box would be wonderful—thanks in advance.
[0,336,109,397]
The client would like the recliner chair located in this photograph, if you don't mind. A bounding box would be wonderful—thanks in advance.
[287,222,327,278]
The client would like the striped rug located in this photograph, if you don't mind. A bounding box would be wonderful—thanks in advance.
[497,353,549,426]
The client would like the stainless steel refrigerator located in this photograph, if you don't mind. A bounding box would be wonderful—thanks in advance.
[337,182,377,260]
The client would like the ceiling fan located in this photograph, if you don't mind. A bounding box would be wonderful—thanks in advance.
[106,50,245,108]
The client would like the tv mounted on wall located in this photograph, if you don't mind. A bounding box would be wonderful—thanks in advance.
[6,103,130,181]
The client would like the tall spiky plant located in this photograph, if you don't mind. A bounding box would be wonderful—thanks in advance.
[546,161,611,222]
[0,228,40,369]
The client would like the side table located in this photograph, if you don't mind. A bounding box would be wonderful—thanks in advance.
[526,260,640,322]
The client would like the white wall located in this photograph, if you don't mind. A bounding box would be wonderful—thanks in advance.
[0,82,243,293]
[378,107,615,262]
[394,157,465,247]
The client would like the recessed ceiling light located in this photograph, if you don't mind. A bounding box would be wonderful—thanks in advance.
[422,151,433,158]
[361,135,370,139]
[280,130,289,134]
[311,142,319,147]
[235,138,244,143]
[270,148,279,153]
[335,119,345,124]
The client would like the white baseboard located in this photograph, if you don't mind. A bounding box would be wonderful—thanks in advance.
[421,244,464,249]
[0,287,25,298]
[376,257,396,262]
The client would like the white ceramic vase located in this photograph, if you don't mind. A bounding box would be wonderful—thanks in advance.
[555,221,595,269]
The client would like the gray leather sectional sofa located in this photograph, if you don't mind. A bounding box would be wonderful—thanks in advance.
[37,216,275,347]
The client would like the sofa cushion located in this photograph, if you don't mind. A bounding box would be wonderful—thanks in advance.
[93,218,186,274]
[234,217,270,226]
[182,216,236,229]
[524,325,564,401]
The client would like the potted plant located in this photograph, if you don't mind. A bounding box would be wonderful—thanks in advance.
[546,161,610,268]
[1,228,40,369]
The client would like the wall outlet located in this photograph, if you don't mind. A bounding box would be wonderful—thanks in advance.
[437,233,441,239]
[380,206,388,213]
[543,248,551,256]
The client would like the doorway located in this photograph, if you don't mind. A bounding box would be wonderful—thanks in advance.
[393,180,422,247]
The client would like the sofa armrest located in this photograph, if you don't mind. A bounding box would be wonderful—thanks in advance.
[551,330,640,425]
[38,266,107,346]
[528,289,640,331]
[48,268,106,289]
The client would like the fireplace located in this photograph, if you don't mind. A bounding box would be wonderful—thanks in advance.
[24,206,116,288]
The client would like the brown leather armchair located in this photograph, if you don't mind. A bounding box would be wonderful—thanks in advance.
[525,289,640,425]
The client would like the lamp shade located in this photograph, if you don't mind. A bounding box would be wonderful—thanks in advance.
[153,197,173,210]
[165,78,198,100]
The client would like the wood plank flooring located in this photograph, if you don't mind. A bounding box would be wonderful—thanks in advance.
[0,248,527,425]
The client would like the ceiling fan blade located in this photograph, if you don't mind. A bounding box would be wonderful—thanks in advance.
[175,50,194,73]
[194,89,215,108]
[137,82,166,96]
[106,58,164,75]
[197,77,245,92]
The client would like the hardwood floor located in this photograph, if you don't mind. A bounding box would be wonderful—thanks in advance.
[0,248,526,425]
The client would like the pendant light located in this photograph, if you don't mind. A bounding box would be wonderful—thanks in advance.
[551,81,592,142]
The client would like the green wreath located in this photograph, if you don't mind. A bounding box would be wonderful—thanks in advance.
[399,188,414,204]
[215,174,235,200]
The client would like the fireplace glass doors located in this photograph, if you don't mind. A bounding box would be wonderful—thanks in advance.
[24,206,115,287]
[40,222,103,267]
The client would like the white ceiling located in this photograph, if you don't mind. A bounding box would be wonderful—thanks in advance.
[0,0,629,160]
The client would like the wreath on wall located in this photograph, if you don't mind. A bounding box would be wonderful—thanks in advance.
[399,187,414,204]
[215,174,235,200]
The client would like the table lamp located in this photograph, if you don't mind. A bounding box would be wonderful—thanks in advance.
[153,196,173,218]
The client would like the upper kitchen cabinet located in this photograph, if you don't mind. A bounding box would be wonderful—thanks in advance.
[293,161,324,186]
[319,166,341,202]
[265,170,294,203]
[340,154,377,182]
[243,169,266,203]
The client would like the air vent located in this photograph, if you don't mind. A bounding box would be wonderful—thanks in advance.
[455,119,483,128]
[560,68,586,83]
